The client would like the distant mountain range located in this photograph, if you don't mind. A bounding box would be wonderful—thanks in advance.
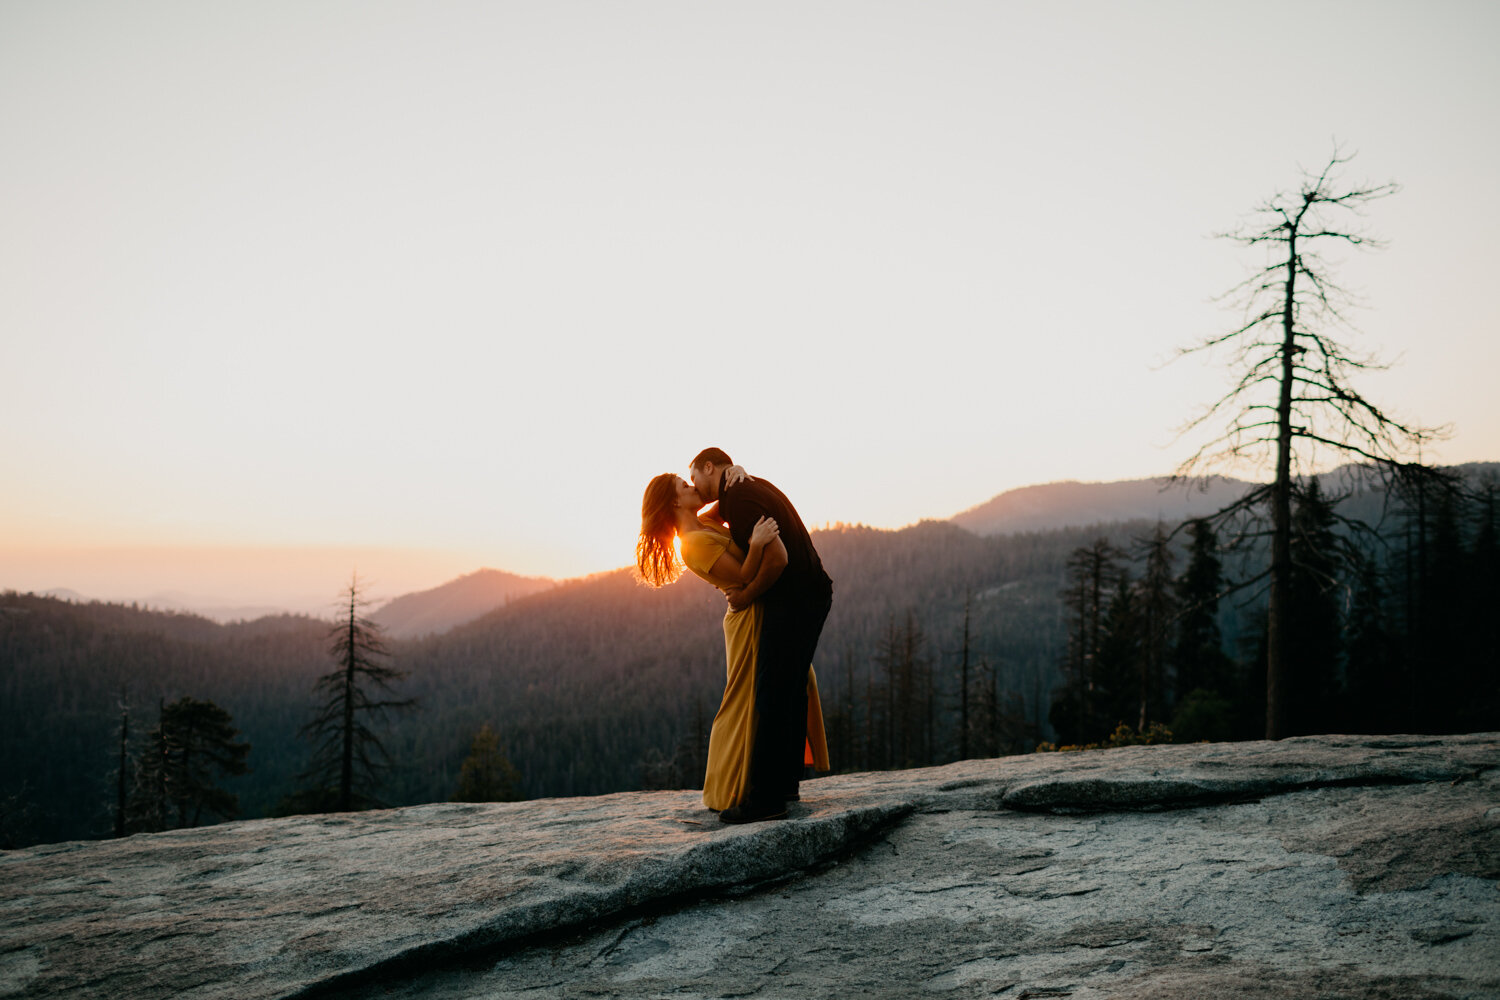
[29,464,1496,636]
[949,463,1499,537]
[39,588,324,625]
[368,568,554,638]
[949,475,1256,536]
[7,461,1496,844]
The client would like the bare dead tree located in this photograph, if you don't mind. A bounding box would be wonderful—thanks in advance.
[1172,147,1450,738]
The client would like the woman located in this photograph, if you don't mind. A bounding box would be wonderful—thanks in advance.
[637,472,829,812]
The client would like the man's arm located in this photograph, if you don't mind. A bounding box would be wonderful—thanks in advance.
[726,536,787,611]
[717,480,775,554]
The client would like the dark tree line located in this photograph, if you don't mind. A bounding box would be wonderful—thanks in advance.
[1368,473,1500,734]
[3,481,1493,850]
[652,605,1041,787]
[2,518,1090,845]
[1049,471,1499,746]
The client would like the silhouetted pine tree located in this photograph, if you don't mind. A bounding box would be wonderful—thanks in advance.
[968,658,999,758]
[866,614,934,769]
[836,644,859,771]
[112,688,131,838]
[1466,480,1500,729]
[127,698,171,833]
[1344,551,1400,733]
[1283,480,1345,735]
[1134,522,1176,730]
[874,616,898,769]
[1170,519,1234,703]
[125,696,250,832]
[287,577,416,814]
[165,697,250,828]
[452,723,523,802]
[991,675,1036,756]
[1051,538,1126,744]
[957,595,973,760]
[1427,486,1471,729]
[1094,574,1144,733]
[964,658,1030,757]
[1391,471,1470,730]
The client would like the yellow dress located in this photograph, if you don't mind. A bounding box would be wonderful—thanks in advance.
[681,527,830,811]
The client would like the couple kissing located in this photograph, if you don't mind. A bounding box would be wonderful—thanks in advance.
[637,448,834,824]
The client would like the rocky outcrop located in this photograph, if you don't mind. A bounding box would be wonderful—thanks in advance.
[3,734,1497,1000]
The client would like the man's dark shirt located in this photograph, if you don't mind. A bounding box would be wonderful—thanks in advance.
[717,471,832,605]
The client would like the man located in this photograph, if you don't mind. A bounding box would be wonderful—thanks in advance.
[690,447,833,824]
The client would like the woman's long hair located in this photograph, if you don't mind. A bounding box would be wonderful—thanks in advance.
[636,473,682,588]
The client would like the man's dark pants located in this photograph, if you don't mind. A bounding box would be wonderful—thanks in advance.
[748,586,832,804]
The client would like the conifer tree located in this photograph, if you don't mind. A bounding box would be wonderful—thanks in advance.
[1170,519,1233,703]
[162,697,251,828]
[1133,523,1177,730]
[1051,538,1126,744]
[1094,574,1144,732]
[292,576,416,813]
[1390,472,1469,730]
[870,614,932,768]
[958,595,972,760]
[839,644,859,770]
[968,658,999,759]
[1344,552,1399,733]
[127,698,171,833]
[1467,479,1500,729]
[1426,485,1470,728]
[113,689,131,838]
[1283,479,1345,735]
[452,723,523,802]
[126,696,250,832]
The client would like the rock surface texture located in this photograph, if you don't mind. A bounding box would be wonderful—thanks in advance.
[3,734,1497,999]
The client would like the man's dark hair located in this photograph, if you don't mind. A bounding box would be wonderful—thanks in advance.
[690,447,733,470]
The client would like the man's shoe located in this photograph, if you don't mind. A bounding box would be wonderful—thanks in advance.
[718,800,787,825]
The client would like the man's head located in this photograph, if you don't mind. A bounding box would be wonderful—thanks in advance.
[689,447,733,502]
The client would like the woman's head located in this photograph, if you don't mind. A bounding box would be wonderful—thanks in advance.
[636,473,701,587]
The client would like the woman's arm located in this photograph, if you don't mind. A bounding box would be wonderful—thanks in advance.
[724,541,788,611]
[707,516,780,585]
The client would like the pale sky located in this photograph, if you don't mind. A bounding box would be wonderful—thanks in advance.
[2,0,1497,607]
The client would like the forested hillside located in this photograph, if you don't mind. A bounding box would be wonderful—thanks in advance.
[0,604,330,847]
[0,519,1126,847]
[4,463,1495,849]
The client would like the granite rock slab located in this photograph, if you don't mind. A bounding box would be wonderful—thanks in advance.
[2,733,1496,1000]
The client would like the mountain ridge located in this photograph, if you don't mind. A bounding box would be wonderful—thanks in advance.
[21,462,1496,635]
[950,461,1500,537]
[368,567,554,638]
